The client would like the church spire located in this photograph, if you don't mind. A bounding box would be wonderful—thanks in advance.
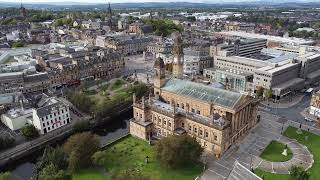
[107,1,112,29]
[20,0,27,18]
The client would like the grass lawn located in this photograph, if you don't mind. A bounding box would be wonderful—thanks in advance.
[100,136,202,180]
[283,126,320,180]
[260,140,293,162]
[255,168,289,180]
[256,126,320,180]
[72,169,110,180]
[111,79,126,91]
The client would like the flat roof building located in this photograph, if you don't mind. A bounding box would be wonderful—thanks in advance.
[218,31,314,46]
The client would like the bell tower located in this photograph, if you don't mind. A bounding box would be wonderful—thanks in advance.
[153,57,166,96]
[172,32,184,79]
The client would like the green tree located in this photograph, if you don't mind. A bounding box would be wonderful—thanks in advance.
[21,124,39,139]
[73,120,91,133]
[91,151,106,166]
[155,134,203,168]
[0,136,15,151]
[128,83,148,98]
[12,42,24,48]
[63,132,100,172]
[289,165,309,180]
[31,146,68,180]
[66,91,94,113]
[186,16,196,22]
[0,172,20,180]
[38,164,70,180]
[144,19,182,37]
[264,88,273,99]
[256,87,264,97]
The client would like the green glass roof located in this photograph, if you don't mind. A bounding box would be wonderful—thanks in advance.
[162,78,243,108]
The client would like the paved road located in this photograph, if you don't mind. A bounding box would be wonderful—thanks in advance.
[259,95,315,127]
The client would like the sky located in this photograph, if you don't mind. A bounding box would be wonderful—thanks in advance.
[1,0,313,3]
[3,0,215,3]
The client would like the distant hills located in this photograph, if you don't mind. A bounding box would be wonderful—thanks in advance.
[0,1,319,10]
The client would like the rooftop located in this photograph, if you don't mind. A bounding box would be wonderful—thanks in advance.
[219,31,314,45]
[161,78,244,108]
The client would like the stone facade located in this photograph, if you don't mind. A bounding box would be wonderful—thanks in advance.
[310,90,320,118]
[130,57,259,157]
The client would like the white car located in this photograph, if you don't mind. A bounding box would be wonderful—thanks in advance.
[305,117,314,122]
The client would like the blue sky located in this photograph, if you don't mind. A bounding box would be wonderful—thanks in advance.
[2,0,312,3]
[5,0,219,2]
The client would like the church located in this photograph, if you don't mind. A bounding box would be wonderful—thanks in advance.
[129,33,259,157]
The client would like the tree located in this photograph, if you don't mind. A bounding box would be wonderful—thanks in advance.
[0,136,15,151]
[91,151,106,166]
[0,172,20,180]
[289,165,309,180]
[66,91,95,113]
[38,164,70,180]
[155,134,203,168]
[21,124,39,139]
[128,83,148,98]
[73,120,91,133]
[63,132,100,172]
[31,146,68,180]
[144,19,183,37]
[12,42,24,48]
[187,16,196,22]
[256,87,264,97]
[264,88,273,99]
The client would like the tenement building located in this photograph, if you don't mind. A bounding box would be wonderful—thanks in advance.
[130,57,259,157]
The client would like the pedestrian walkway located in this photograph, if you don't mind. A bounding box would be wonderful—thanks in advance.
[252,135,313,174]
[201,112,314,180]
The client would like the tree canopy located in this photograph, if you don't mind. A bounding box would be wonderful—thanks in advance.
[0,136,15,151]
[21,124,39,139]
[289,165,310,180]
[63,132,100,172]
[0,172,20,180]
[144,19,183,37]
[155,134,203,168]
[31,146,68,180]
[38,164,70,180]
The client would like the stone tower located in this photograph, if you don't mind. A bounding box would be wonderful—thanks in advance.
[172,32,184,79]
[107,2,112,29]
[153,57,166,96]
[20,2,27,18]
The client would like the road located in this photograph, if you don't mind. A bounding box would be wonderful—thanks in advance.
[259,95,315,126]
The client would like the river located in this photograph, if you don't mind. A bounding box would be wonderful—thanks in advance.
[0,110,132,180]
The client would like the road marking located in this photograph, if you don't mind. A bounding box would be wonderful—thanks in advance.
[272,162,275,173]
[207,169,227,179]
[255,159,263,169]
[215,161,231,170]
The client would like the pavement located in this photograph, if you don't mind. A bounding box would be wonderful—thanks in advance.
[201,111,314,180]
[259,95,315,127]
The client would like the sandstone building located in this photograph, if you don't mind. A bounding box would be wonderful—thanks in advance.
[130,56,259,157]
